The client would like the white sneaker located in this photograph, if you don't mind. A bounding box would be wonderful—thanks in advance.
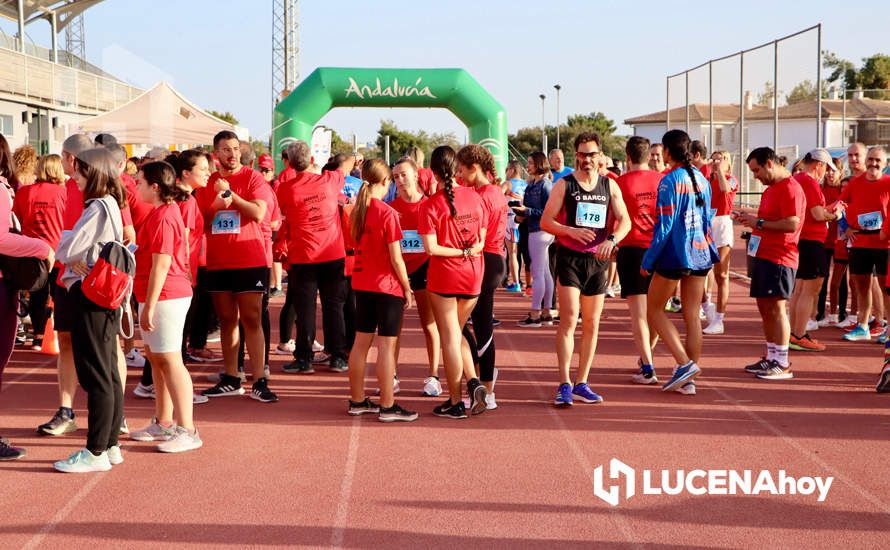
[818,314,836,328]
[703,302,717,325]
[835,315,857,329]
[157,426,203,453]
[703,320,724,335]
[422,376,443,397]
[53,448,112,473]
[632,370,659,384]
[106,444,124,465]
[485,392,498,410]
[605,286,616,298]
[133,383,155,399]
[275,340,295,355]
[374,377,401,396]
[129,418,176,442]
[806,319,819,332]
[193,393,209,404]
[125,349,146,368]
[676,382,696,395]
[312,340,324,353]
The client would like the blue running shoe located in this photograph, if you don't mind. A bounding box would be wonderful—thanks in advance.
[506,283,522,293]
[843,325,870,342]
[554,383,573,407]
[876,328,889,345]
[571,383,604,404]
[662,362,701,391]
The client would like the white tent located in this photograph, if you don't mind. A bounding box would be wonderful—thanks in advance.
[78,81,241,145]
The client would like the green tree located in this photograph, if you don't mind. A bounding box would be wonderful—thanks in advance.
[207,110,239,125]
[786,80,817,104]
[376,119,430,161]
[755,81,778,107]
[823,51,890,99]
[508,111,626,166]
[330,129,353,156]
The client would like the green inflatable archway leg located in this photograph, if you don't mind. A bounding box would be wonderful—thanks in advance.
[272,67,508,175]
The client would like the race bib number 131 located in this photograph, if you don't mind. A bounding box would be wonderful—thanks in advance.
[212,210,241,235]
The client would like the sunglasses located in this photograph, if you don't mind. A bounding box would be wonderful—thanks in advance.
[575,151,601,160]
[260,168,274,173]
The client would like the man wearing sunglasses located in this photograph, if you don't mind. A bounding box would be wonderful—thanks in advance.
[541,132,631,407]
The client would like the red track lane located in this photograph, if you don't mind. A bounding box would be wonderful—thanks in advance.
[2,238,889,549]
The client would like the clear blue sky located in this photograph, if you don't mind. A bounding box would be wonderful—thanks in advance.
[2,0,885,145]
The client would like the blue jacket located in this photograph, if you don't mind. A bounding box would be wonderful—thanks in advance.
[641,166,719,272]
[522,178,552,233]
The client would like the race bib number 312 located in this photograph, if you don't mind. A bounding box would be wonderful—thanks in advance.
[575,202,607,229]
[400,229,424,254]
[212,210,241,235]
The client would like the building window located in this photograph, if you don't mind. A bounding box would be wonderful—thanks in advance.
[715,127,723,146]
[0,115,12,136]
[879,123,890,141]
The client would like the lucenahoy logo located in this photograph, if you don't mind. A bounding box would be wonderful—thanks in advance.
[592,458,833,507]
[344,77,438,100]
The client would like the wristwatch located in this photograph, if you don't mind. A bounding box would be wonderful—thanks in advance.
[606,234,618,247]
[756,218,765,230]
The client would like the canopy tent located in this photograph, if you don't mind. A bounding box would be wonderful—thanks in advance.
[77,81,238,145]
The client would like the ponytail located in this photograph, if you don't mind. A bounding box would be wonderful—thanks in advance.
[663,129,705,209]
[350,181,373,243]
[431,145,458,217]
[682,153,705,208]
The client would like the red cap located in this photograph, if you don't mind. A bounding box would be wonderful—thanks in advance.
[258,154,275,170]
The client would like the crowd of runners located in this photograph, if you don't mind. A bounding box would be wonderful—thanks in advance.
[0,126,887,471]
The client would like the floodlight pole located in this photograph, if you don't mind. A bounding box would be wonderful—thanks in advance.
[554,84,561,150]
[709,61,714,150]
[685,71,690,132]
[739,51,746,200]
[666,77,671,131]
[816,24,823,147]
[539,94,547,153]
[773,40,779,150]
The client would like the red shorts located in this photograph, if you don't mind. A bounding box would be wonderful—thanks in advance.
[834,240,849,263]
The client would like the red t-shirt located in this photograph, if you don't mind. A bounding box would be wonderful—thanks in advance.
[475,184,506,256]
[352,199,405,298]
[122,173,153,231]
[254,179,277,267]
[63,178,83,230]
[616,170,661,248]
[277,166,296,185]
[709,173,738,217]
[839,174,890,249]
[418,187,485,295]
[794,172,828,243]
[178,195,203,285]
[195,166,270,270]
[276,169,346,265]
[822,184,843,248]
[12,181,67,249]
[417,167,436,196]
[604,171,619,181]
[390,195,430,274]
[134,203,193,303]
[751,177,806,269]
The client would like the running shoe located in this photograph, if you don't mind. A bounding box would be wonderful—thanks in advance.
[193,393,209,404]
[125,349,145,368]
[744,357,772,375]
[877,361,890,393]
[756,361,793,380]
[834,315,857,330]
[37,407,77,436]
[806,319,820,332]
[374,376,401,395]
[274,340,295,355]
[250,378,279,403]
[206,370,247,383]
[312,351,332,364]
[270,287,285,297]
[378,403,419,423]
[525,285,533,297]
[843,325,871,342]
[554,383,573,407]
[492,318,502,327]
[703,302,717,325]
[870,323,887,338]
[702,320,724,335]
[665,297,682,313]
[348,398,380,416]
[312,340,325,353]
[119,417,129,435]
[282,359,314,374]
[432,399,467,419]
[820,314,838,328]
[632,367,658,385]
[877,328,890,345]
[605,286,615,298]
[106,444,123,465]
[484,392,498,410]
[133,382,155,399]
[506,283,522,293]
[468,379,488,415]
[517,315,542,328]
[0,437,26,461]
[31,336,43,352]
[571,383,603,404]
[790,334,826,352]
[676,382,696,395]
[540,314,554,326]
[157,427,203,453]
[202,374,245,397]
[422,376,442,397]
[329,356,349,373]
[129,417,176,442]
[206,330,221,343]
[662,362,701,391]
[186,348,222,363]
[53,448,112,473]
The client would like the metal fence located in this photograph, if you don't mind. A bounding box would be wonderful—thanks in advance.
[666,25,821,207]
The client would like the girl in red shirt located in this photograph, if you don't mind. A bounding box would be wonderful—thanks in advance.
[419,146,487,419]
[346,159,416,422]
[129,161,202,453]
[12,154,67,350]
[390,158,441,396]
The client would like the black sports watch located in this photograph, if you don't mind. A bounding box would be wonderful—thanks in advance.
[756,218,765,230]
[606,234,617,246]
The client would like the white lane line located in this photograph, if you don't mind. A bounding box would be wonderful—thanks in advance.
[330,417,361,549]
[22,471,108,550]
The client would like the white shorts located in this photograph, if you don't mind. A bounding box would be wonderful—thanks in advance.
[139,297,192,353]
[711,215,734,249]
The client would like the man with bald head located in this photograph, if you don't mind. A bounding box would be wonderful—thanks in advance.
[847,142,867,178]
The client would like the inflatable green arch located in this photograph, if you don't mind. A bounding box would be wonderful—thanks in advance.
[272,67,508,175]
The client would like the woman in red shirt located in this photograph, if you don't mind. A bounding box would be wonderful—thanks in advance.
[12,154,67,350]
[346,159,416,422]
[703,150,738,335]
[457,144,506,410]
[419,146,487,419]
[390,158,440,396]
[129,161,202,453]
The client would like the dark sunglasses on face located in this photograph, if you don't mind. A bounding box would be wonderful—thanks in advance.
[575,151,601,160]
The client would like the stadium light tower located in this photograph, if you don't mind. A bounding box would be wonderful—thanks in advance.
[273,0,300,107]
[64,12,85,69]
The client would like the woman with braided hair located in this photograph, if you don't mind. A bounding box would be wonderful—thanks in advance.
[641,129,719,395]
[419,145,489,418]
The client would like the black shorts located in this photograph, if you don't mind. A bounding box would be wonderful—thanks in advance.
[750,258,795,300]
[616,246,651,297]
[408,260,429,292]
[555,248,609,296]
[355,290,405,337]
[431,291,479,300]
[206,267,270,293]
[655,267,711,280]
[50,269,76,332]
[796,239,829,280]
[849,248,889,277]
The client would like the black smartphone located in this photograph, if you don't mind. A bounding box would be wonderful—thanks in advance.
[508,200,521,208]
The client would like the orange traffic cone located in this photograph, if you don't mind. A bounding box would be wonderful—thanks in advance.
[40,314,59,356]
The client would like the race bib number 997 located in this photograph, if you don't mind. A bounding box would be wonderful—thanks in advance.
[575,202,607,229]
[212,210,241,235]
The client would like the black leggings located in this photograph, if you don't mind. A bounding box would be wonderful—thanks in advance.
[462,252,505,383]
[28,268,57,337]
[0,280,17,389]
[188,267,216,350]
[344,276,356,352]
[279,267,296,343]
